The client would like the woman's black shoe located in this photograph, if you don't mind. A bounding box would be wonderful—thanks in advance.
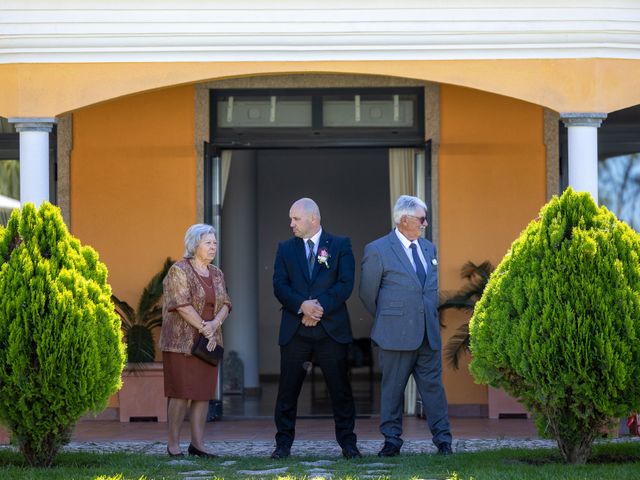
[188,443,217,458]
[167,446,184,457]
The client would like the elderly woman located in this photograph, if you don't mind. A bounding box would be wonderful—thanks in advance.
[160,224,231,458]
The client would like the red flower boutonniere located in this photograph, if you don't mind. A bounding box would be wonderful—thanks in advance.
[317,247,331,269]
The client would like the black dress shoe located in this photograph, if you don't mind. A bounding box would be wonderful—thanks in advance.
[437,443,453,455]
[342,444,362,459]
[187,443,217,458]
[377,442,400,457]
[167,446,184,457]
[270,445,291,459]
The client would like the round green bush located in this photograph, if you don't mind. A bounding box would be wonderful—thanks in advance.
[0,202,125,466]
[469,188,640,464]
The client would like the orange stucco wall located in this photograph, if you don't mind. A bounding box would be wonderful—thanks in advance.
[69,81,547,410]
[438,85,547,406]
[70,86,197,309]
[3,59,640,118]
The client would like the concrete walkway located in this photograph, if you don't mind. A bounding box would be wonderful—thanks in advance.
[2,416,636,457]
[58,438,561,457]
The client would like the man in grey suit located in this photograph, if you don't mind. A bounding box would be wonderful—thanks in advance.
[359,195,452,457]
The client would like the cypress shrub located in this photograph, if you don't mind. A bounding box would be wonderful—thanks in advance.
[0,202,125,466]
[469,187,640,464]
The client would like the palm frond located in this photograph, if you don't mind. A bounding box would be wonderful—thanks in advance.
[460,260,493,281]
[140,306,163,330]
[111,295,136,329]
[444,323,470,370]
[138,257,174,318]
[438,295,475,312]
[114,257,174,362]
[439,260,495,369]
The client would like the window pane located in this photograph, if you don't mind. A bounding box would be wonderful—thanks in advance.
[0,159,20,225]
[217,95,312,127]
[323,94,415,127]
[0,118,16,134]
[599,153,640,231]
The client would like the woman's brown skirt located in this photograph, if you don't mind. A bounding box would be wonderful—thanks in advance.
[163,351,218,401]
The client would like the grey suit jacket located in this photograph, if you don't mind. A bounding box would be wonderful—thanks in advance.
[359,230,441,351]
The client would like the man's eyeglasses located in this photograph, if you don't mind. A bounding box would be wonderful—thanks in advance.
[405,214,428,224]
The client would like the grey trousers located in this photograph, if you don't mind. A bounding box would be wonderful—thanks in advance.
[378,337,452,448]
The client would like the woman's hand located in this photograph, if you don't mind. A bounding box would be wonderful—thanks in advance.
[215,305,230,325]
[200,320,217,338]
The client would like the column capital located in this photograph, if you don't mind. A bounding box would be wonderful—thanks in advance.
[8,117,57,133]
[560,112,607,128]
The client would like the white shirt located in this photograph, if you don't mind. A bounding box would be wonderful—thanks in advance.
[304,228,323,258]
[394,228,428,274]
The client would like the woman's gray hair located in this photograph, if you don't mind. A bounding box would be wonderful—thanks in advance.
[183,223,216,259]
[392,195,428,225]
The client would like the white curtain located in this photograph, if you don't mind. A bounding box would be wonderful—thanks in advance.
[388,147,419,415]
[220,150,232,207]
[388,148,416,227]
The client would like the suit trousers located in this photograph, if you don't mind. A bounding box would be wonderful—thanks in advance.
[274,325,357,448]
[378,335,451,448]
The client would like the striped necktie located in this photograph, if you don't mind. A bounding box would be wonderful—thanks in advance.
[410,243,426,287]
[307,239,315,276]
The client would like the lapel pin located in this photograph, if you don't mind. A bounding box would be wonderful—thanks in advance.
[431,258,438,266]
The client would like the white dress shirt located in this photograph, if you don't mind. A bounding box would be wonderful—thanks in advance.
[304,228,323,258]
[394,228,428,274]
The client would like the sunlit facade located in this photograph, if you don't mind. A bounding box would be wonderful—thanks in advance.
[2,0,640,419]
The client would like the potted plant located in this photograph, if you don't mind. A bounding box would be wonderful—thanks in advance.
[438,260,493,370]
[439,260,528,419]
[111,257,173,421]
[112,257,174,363]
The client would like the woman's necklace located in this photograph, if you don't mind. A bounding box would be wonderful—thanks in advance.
[191,259,209,276]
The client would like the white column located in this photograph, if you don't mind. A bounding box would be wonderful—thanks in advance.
[560,113,607,202]
[8,118,56,207]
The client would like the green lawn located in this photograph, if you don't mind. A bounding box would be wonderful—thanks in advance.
[1,441,639,479]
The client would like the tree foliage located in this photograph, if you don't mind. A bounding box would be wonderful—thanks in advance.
[0,202,125,466]
[469,188,640,464]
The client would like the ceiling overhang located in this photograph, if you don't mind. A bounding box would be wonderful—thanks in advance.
[2,1,640,64]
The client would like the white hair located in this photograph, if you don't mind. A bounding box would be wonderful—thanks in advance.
[392,195,428,225]
[183,224,216,258]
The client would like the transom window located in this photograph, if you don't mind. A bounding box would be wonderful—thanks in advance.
[211,88,424,148]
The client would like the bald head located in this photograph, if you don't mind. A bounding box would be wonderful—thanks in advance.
[291,198,321,219]
[289,198,321,239]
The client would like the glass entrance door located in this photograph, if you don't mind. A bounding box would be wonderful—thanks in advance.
[203,142,223,420]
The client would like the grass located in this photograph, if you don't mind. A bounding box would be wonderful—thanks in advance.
[0,441,639,479]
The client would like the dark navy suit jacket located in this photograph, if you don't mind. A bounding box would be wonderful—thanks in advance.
[273,230,355,346]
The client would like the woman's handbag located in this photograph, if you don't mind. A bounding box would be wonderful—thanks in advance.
[191,334,224,366]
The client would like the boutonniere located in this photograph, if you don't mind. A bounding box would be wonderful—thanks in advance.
[431,258,438,266]
[317,247,331,269]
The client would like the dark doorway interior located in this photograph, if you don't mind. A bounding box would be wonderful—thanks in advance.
[223,147,392,417]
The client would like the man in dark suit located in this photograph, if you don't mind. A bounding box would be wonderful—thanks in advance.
[360,195,452,457]
[271,197,360,459]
